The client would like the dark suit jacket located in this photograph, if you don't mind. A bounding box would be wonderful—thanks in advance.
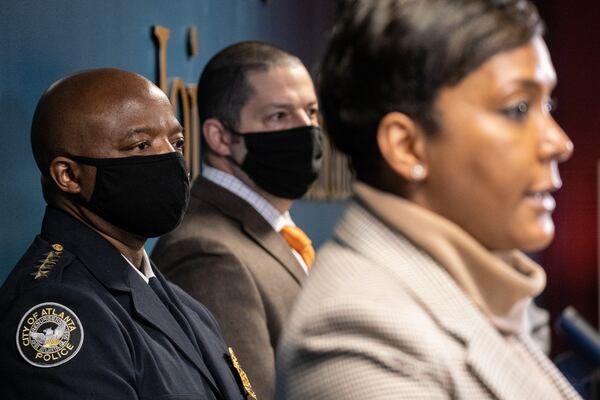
[0,207,246,400]
[152,176,306,399]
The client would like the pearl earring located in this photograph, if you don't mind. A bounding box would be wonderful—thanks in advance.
[411,164,426,181]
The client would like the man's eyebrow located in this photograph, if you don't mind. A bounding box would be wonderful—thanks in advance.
[123,124,184,139]
[124,126,152,138]
[265,99,319,107]
[263,103,294,109]
[171,123,184,134]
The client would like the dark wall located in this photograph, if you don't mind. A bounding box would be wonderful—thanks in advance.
[0,0,337,283]
[536,0,600,354]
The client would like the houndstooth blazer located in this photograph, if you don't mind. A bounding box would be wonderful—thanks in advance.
[275,200,581,400]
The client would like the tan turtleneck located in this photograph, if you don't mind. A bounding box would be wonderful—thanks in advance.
[354,182,546,336]
[351,182,574,400]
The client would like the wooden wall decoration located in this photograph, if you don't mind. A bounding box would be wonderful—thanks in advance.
[153,25,201,178]
[188,26,198,57]
[153,26,170,93]
[305,133,353,200]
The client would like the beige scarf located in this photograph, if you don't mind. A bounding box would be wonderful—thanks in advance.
[355,182,546,335]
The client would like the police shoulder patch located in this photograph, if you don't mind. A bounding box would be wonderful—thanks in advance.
[16,302,84,368]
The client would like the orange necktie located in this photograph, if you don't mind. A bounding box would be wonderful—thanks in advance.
[280,225,315,269]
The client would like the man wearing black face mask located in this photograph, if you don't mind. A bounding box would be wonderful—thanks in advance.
[152,41,323,399]
[0,68,251,400]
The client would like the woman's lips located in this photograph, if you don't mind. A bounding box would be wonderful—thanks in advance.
[525,191,556,212]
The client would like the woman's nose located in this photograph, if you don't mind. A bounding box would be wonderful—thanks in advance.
[541,117,574,163]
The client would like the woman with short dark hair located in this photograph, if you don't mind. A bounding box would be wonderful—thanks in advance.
[276,0,581,398]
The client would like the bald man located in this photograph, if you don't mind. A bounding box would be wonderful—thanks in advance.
[0,69,252,399]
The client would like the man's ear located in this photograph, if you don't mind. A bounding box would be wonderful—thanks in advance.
[48,156,83,194]
[376,112,428,181]
[202,118,234,157]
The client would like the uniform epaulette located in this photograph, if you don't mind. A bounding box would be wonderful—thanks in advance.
[29,243,72,282]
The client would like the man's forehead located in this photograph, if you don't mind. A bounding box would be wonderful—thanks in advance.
[61,92,175,152]
[32,68,174,162]
[90,93,175,129]
[245,63,315,103]
[246,61,306,83]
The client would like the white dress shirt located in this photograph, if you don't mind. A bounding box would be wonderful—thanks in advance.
[202,164,309,274]
[122,249,155,283]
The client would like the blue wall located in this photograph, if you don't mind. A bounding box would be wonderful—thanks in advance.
[0,0,342,283]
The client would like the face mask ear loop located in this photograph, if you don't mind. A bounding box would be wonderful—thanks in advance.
[221,124,246,170]
[226,154,244,170]
[60,154,99,206]
[223,124,243,140]
[64,154,99,166]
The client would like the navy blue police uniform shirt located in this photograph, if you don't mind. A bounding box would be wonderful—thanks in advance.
[0,207,252,399]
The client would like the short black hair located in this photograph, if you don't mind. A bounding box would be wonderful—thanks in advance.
[197,41,302,131]
[320,0,544,186]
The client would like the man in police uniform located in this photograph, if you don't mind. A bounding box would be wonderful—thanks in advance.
[0,68,254,399]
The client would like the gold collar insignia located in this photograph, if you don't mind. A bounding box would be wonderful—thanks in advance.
[32,243,63,280]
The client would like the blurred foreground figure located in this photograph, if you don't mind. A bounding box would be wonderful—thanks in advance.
[0,68,249,399]
[276,1,581,399]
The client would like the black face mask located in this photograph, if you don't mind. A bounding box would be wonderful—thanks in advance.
[68,152,190,238]
[229,125,323,199]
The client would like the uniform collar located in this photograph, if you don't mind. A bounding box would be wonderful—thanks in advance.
[40,206,132,292]
[40,206,226,398]
[121,250,155,283]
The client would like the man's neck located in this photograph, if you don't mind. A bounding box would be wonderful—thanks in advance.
[205,157,293,213]
[254,185,293,214]
[54,198,146,270]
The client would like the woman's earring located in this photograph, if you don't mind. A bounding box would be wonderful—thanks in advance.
[411,164,426,181]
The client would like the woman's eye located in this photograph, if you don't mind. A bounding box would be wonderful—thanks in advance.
[544,97,557,114]
[136,142,149,151]
[501,101,529,121]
